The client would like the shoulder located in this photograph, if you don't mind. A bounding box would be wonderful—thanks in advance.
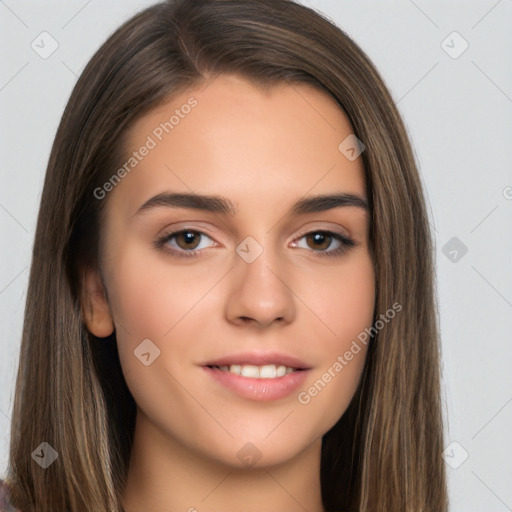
[0,479,21,512]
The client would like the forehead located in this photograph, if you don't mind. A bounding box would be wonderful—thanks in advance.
[108,74,366,216]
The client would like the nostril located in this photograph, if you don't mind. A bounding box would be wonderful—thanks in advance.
[238,316,285,325]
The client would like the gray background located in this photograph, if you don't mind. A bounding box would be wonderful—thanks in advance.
[1,0,511,510]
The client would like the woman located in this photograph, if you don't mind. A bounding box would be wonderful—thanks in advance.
[2,0,448,510]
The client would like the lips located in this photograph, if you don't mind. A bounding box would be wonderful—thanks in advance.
[202,351,311,402]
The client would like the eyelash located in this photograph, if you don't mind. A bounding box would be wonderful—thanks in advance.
[153,229,355,259]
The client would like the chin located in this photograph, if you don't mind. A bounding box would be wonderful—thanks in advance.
[189,419,327,471]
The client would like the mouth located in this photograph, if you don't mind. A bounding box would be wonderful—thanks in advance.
[202,352,310,402]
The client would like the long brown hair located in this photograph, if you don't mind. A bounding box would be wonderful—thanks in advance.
[5,1,447,510]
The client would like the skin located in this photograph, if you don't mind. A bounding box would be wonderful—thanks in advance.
[82,74,375,512]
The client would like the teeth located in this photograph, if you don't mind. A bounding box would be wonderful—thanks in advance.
[260,364,277,378]
[240,365,259,378]
[277,365,287,377]
[215,364,297,378]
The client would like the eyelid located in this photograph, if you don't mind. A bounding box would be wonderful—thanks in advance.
[292,224,352,243]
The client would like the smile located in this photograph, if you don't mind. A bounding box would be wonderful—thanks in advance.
[203,357,309,401]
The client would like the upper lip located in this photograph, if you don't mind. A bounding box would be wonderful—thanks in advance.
[202,351,311,370]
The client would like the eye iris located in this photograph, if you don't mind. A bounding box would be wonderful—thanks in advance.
[176,231,200,250]
[307,232,331,250]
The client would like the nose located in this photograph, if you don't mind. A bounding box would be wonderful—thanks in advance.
[224,242,296,329]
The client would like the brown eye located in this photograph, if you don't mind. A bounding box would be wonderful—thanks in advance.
[175,230,202,250]
[154,229,216,258]
[305,232,332,251]
[293,230,355,258]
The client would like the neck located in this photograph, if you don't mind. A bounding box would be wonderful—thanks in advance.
[122,410,325,512]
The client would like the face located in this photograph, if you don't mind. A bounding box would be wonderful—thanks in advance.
[85,74,375,469]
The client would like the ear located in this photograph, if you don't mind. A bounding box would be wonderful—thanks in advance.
[80,267,115,338]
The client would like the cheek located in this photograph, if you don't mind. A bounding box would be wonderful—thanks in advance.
[294,253,374,423]
[102,241,234,388]
[103,247,212,429]
[104,242,224,340]
[302,252,375,346]
[332,256,375,336]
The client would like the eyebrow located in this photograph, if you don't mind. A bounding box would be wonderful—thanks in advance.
[135,191,369,216]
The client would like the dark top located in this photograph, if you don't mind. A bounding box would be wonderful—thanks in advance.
[0,480,20,512]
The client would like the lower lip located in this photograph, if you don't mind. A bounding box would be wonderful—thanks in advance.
[203,366,309,402]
